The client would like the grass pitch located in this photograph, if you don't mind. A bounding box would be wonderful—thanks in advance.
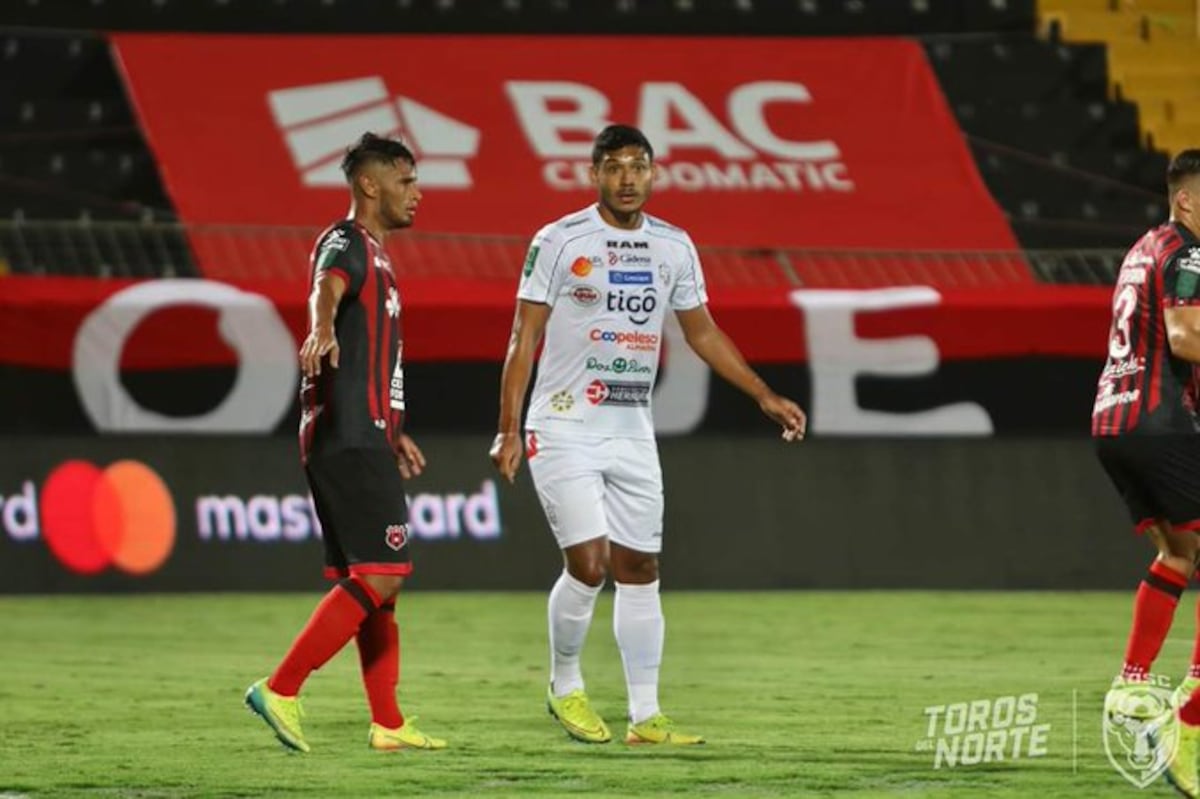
[0,591,1181,798]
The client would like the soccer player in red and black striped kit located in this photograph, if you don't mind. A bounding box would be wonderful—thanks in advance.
[1096,150,1200,795]
[245,133,446,752]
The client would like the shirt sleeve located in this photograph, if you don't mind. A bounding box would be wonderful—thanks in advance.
[516,225,567,306]
[670,233,709,311]
[312,226,368,297]
[1164,245,1200,306]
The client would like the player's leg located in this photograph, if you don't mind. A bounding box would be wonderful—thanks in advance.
[325,448,444,751]
[1096,437,1189,686]
[529,431,612,742]
[245,454,378,753]
[1132,437,1200,796]
[607,438,702,745]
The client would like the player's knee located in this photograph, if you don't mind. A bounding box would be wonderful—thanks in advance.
[567,559,607,587]
[361,574,404,602]
[614,554,659,584]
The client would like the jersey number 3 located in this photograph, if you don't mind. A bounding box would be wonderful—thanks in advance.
[1109,284,1138,361]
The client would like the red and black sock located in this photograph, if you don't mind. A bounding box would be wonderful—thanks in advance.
[356,601,403,729]
[1121,561,1188,680]
[268,577,382,697]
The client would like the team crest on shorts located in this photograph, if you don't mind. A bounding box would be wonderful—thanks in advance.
[384,524,408,551]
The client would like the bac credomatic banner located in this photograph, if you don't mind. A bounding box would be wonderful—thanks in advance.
[111,34,1018,253]
[0,276,1112,437]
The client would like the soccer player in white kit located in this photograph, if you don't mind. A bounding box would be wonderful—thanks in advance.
[490,125,807,745]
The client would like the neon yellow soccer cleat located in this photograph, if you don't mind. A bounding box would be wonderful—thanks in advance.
[368,718,447,751]
[1164,714,1200,798]
[546,687,612,743]
[244,678,310,753]
[1174,677,1200,712]
[625,713,705,745]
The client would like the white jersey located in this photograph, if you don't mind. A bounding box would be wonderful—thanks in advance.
[518,204,708,440]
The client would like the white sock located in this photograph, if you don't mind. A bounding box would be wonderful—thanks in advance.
[614,580,664,724]
[548,570,602,697]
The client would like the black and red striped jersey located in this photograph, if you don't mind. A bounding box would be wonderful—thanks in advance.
[1093,222,1200,436]
[299,220,405,462]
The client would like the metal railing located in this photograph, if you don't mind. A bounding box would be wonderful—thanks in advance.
[0,220,1126,287]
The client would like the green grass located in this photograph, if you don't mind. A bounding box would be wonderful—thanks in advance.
[0,591,1184,798]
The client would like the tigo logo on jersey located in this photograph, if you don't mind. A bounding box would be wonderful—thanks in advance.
[268,77,480,189]
[607,287,658,325]
[0,460,176,576]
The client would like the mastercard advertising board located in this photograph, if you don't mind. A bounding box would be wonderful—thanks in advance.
[0,437,535,593]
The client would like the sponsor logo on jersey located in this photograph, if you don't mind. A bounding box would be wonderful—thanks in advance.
[586,356,653,375]
[1178,247,1200,274]
[608,252,652,266]
[608,271,653,285]
[550,390,575,412]
[570,257,594,278]
[569,285,601,306]
[585,379,651,407]
[522,244,540,278]
[607,287,658,325]
[588,328,660,351]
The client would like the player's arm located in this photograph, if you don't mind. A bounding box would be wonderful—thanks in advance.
[1163,247,1200,363]
[299,271,346,377]
[1165,308,1200,363]
[301,228,366,377]
[675,304,806,441]
[490,300,552,482]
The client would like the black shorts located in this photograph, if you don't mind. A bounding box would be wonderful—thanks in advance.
[1096,435,1200,533]
[304,447,412,580]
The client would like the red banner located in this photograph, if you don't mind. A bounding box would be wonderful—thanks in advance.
[113,35,1017,251]
[0,276,1107,370]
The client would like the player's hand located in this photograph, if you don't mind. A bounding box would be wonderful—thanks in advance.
[759,393,807,442]
[299,323,339,377]
[395,434,426,479]
[489,432,524,483]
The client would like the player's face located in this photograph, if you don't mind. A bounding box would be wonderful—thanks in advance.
[376,160,422,230]
[592,146,653,217]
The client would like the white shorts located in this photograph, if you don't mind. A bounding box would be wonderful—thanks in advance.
[526,430,664,553]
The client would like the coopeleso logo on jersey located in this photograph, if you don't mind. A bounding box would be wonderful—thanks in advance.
[588,328,659,351]
[268,77,480,189]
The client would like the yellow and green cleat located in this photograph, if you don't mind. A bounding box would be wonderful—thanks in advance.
[244,678,310,753]
[546,687,612,743]
[1165,713,1200,799]
[368,718,448,751]
[625,713,705,745]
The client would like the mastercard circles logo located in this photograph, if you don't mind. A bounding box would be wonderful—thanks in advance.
[40,460,176,576]
[570,257,594,278]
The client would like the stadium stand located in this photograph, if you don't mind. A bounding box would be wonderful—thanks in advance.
[0,0,1191,281]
